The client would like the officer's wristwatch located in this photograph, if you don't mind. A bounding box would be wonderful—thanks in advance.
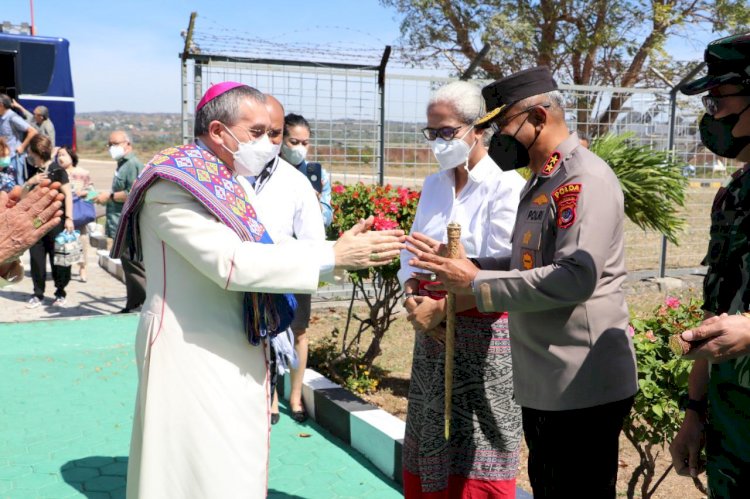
[109,192,115,202]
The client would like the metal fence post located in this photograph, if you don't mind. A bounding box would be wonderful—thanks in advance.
[180,12,197,145]
[653,63,706,278]
[377,46,391,186]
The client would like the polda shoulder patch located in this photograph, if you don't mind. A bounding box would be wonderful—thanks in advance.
[552,183,582,229]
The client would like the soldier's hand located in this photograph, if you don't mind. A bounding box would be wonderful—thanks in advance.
[681,313,750,362]
[406,247,477,295]
[669,411,706,478]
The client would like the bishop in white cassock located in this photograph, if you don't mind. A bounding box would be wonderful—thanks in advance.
[111,82,404,499]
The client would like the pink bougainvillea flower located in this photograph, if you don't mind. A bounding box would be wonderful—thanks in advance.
[373,214,399,231]
[333,184,345,194]
[628,325,635,338]
[665,296,681,309]
[645,330,657,342]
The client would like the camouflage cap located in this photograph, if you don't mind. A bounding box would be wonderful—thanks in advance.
[680,32,750,95]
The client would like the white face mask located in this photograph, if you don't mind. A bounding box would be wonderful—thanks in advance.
[109,145,125,160]
[429,126,475,171]
[281,143,307,166]
[270,143,281,160]
[221,125,276,177]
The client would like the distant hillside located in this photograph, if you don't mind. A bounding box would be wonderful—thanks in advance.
[76,112,181,160]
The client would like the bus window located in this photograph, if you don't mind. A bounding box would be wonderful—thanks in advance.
[19,42,54,94]
[0,52,15,96]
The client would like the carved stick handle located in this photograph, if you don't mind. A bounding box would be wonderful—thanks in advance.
[444,222,461,440]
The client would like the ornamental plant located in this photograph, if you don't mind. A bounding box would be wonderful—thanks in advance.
[315,182,420,388]
[591,132,688,244]
[624,296,706,498]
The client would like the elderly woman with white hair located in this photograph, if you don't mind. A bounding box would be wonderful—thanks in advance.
[398,80,525,498]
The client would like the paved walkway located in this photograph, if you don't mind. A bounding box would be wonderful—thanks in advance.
[0,315,402,499]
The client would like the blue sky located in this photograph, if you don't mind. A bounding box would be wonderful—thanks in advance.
[4,0,713,113]
[4,0,404,112]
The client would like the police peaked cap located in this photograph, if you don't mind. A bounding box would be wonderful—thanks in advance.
[681,32,750,95]
[475,66,559,126]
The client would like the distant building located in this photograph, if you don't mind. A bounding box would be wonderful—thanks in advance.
[75,119,95,130]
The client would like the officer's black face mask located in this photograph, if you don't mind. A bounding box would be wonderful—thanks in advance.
[488,112,542,171]
[699,101,750,159]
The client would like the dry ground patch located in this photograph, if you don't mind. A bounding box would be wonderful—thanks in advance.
[306,281,707,497]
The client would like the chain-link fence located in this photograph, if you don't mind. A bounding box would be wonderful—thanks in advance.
[182,51,735,278]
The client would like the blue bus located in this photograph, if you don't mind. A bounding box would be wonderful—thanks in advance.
[0,32,76,148]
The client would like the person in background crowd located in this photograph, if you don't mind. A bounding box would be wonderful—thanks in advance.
[57,145,93,282]
[13,99,56,147]
[0,93,38,185]
[0,179,63,287]
[93,131,145,313]
[398,80,525,498]
[0,137,16,193]
[280,113,333,227]
[252,95,326,425]
[24,135,74,308]
[669,32,750,498]
[407,67,638,499]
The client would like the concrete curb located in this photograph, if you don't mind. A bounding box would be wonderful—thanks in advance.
[98,251,124,283]
[278,369,406,484]
[278,369,534,498]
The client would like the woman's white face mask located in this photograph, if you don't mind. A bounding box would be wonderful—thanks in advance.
[429,125,477,171]
[221,124,276,177]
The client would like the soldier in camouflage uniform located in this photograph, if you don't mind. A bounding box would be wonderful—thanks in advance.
[669,33,750,498]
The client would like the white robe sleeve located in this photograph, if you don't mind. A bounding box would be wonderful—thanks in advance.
[140,180,334,294]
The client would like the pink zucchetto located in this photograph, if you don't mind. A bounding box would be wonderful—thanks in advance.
[196,81,247,111]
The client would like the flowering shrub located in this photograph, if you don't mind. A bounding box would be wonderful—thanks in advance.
[312,182,420,381]
[623,296,705,498]
[308,331,382,394]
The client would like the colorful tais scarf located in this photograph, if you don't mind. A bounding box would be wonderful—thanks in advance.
[111,143,297,346]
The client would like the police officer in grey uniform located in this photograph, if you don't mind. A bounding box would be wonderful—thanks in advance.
[406,66,638,498]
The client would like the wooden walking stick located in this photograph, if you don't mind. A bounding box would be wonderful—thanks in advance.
[444,222,461,440]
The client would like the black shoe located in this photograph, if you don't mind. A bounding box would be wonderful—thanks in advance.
[291,409,308,423]
[271,413,280,425]
[117,308,132,314]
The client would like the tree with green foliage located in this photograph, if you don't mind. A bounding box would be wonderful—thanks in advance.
[381,0,750,131]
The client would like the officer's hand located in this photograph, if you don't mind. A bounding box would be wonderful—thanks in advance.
[406,248,477,295]
[681,313,750,361]
[669,411,706,478]
[407,232,467,259]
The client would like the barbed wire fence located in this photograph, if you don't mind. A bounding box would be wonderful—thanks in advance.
[180,13,733,281]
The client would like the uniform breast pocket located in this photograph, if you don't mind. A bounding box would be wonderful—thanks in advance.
[704,210,747,266]
[518,225,543,271]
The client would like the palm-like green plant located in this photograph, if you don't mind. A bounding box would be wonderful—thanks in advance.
[591,132,687,244]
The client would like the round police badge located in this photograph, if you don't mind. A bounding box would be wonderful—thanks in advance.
[561,208,573,224]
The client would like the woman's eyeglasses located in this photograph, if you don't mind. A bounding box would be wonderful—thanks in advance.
[421,125,467,141]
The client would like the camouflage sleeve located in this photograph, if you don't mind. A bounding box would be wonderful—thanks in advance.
[702,175,750,314]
